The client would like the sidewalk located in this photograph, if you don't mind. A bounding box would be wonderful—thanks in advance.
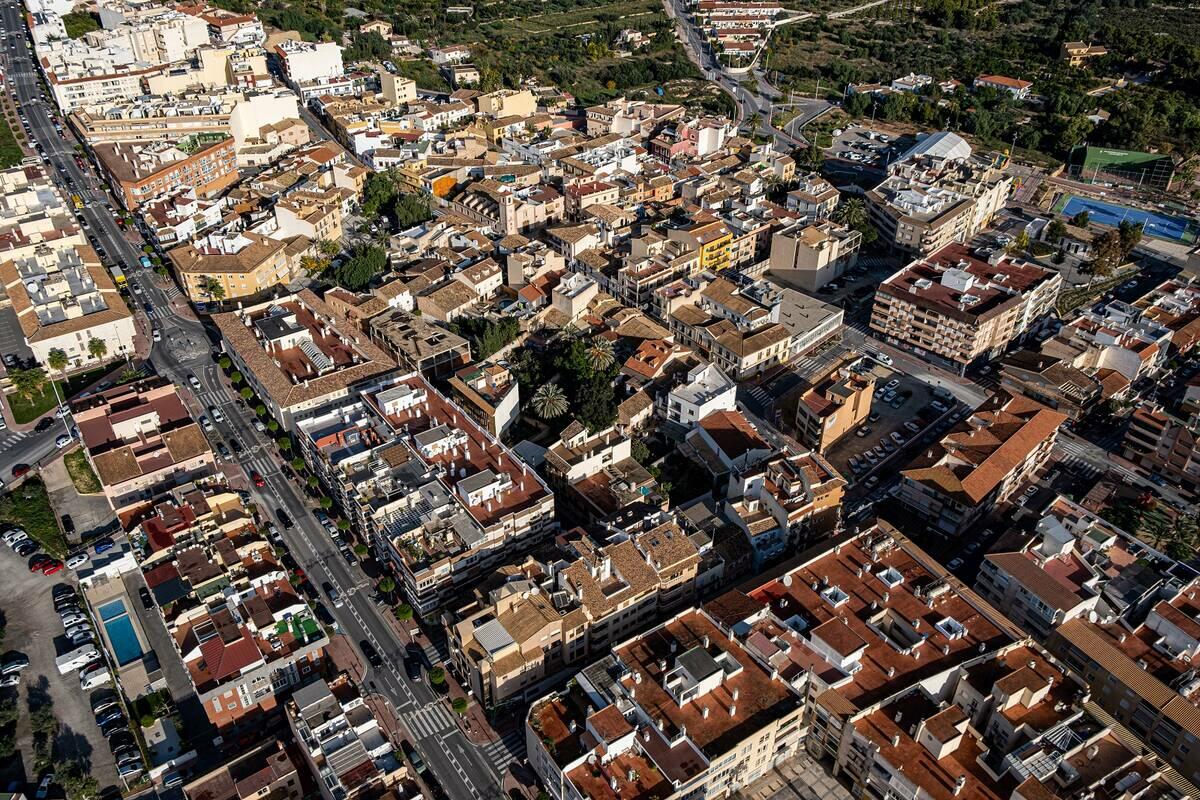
[443,668,499,745]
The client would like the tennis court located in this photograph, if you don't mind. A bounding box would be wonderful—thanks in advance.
[1059,195,1196,243]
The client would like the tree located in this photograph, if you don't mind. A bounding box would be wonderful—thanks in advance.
[1070,210,1091,228]
[230,371,243,385]
[395,603,414,621]
[0,730,14,760]
[218,355,232,370]
[451,697,469,715]
[320,495,333,509]
[1118,220,1144,257]
[240,387,253,400]
[586,337,615,371]
[202,276,225,301]
[532,383,570,419]
[833,198,868,230]
[256,404,268,418]
[378,576,396,595]
[56,760,100,800]
[1087,230,1125,281]
[307,475,319,489]
[336,518,350,531]
[353,543,368,556]
[335,244,387,292]
[47,348,68,375]
[86,337,107,362]
[429,667,445,686]
[291,457,305,471]
[278,437,292,452]
[9,366,48,402]
[578,372,618,432]
[118,367,141,384]
[1007,230,1030,255]
[1047,219,1067,242]
[801,143,824,170]
[318,239,340,257]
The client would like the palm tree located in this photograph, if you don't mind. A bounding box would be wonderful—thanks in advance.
[532,383,569,419]
[203,277,225,302]
[9,367,47,402]
[586,337,615,371]
[47,348,68,376]
[87,337,107,363]
[834,198,868,230]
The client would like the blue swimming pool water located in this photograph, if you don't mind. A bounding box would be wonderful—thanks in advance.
[98,599,126,621]
[103,614,142,666]
[1061,195,1195,243]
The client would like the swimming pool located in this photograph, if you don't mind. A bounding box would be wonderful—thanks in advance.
[1060,195,1196,243]
[98,599,143,666]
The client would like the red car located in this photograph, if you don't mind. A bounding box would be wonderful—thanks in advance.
[11,464,29,479]
[40,560,64,576]
[251,472,265,488]
[28,554,51,572]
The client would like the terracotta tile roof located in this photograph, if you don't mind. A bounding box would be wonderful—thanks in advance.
[698,410,770,460]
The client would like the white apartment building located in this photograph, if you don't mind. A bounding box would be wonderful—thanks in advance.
[662,361,737,426]
[273,39,344,86]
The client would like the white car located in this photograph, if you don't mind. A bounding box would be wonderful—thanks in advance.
[3,528,28,546]
[132,284,142,295]
[66,552,89,570]
[55,433,71,448]
[877,353,893,366]
[60,612,86,628]
[188,375,201,390]
[152,328,161,342]
[80,667,112,691]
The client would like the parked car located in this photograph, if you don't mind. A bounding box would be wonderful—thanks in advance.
[14,541,37,557]
[35,418,55,432]
[188,375,201,390]
[61,515,74,535]
[92,696,120,715]
[360,640,382,668]
[11,464,29,479]
[0,673,19,688]
[876,353,893,366]
[60,612,85,628]
[36,773,53,800]
[93,538,114,554]
[139,586,154,609]
[276,509,294,529]
[864,476,879,489]
[80,667,112,691]
[53,585,76,601]
[209,405,224,422]
[69,630,95,647]
[3,529,28,547]
[1,655,30,675]
[199,415,212,431]
[29,554,52,572]
[99,718,126,737]
[96,708,124,727]
[41,560,64,576]
[66,552,88,570]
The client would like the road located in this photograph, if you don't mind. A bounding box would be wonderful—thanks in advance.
[0,4,507,796]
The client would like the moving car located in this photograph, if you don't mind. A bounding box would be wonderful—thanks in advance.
[188,375,201,390]
[360,640,382,668]
[35,417,55,432]
[251,472,265,488]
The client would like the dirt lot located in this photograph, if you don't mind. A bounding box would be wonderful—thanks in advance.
[824,363,959,490]
[0,546,120,792]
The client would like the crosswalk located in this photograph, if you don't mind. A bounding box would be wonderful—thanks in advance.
[1055,454,1103,482]
[0,429,30,452]
[404,702,457,737]
[480,725,526,771]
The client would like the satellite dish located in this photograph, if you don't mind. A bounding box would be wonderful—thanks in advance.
[782,575,792,587]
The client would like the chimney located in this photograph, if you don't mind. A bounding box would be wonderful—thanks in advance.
[732,687,740,701]
[729,705,736,717]
[891,733,900,747]
[702,706,709,719]
[954,776,966,795]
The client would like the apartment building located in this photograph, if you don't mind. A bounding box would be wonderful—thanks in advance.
[666,218,733,273]
[998,351,1104,420]
[785,364,875,453]
[897,392,1066,535]
[1122,407,1200,497]
[974,74,1034,99]
[272,187,346,244]
[94,136,239,210]
[364,310,471,380]
[662,361,738,427]
[1041,299,1172,387]
[169,230,306,305]
[723,448,845,565]
[768,220,861,293]
[865,131,1011,255]
[73,378,216,519]
[871,244,1061,369]
[1048,584,1200,787]
[212,291,396,430]
[669,278,796,380]
[785,174,840,219]
[977,494,1187,641]
[182,740,306,800]
[152,493,328,730]
[140,187,226,248]
[448,518,702,710]
[447,362,520,437]
[0,243,136,367]
[544,421,663,526]
[273,39,344,88]
[286,677,404,800]
[295,373,556,616]
[0,164,86,264]
[446,180,565,236]
[526,607,807,800]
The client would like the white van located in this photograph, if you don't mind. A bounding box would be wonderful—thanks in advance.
[56,645,99,675]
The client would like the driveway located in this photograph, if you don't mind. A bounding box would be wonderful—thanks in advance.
[0,546,119,791]
[0,304,35,371]
[41,454,117,545]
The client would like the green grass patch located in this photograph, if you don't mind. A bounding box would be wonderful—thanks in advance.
[6,386,61,425]
[62,11,100,39]
[0,478,67,558]
[64,449,101,494]
[392,59,450,92]
[1056,272,1136,316]
[0,114,22,168]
